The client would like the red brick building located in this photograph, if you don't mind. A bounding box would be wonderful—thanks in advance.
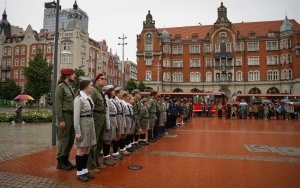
[136,3,300,97]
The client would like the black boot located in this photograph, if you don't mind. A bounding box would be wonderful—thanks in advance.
[56,156,72,170]
[65,156,76,169]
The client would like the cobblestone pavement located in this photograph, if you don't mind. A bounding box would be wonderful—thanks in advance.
[0,118,300,187]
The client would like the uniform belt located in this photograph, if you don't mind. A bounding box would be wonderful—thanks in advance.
[110,114,116,117]
[94,110,105,114]
[62,110,73,114]
[80,114,93,117]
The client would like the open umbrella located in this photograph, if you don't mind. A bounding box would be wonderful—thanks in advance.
[239,102,248,106]
[14,94,34,101]
[280,98,290,103]
[261,99,271,104]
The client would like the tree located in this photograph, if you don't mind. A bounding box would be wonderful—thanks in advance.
[0,80,21,100]
[23,50,53,111]
[72,65,85,92]
[125,78,137,93]
[137,81,147,92]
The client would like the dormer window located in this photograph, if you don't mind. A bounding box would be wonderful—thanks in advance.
[146,33,152,39]
[219,32,226,38]
[249,32,256,38]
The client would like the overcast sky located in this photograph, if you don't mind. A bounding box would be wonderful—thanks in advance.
[2,0,300,62]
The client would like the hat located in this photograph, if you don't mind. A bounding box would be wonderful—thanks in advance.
[94,73,104,82]
[142,98,148,103]
[115,87,123,92]
[78,76,92,81]
[61,68,74,75]
[102,85,114,93]
[131,89,140,95]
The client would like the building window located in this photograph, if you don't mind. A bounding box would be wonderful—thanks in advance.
[8,48,12,56]
[146,71,152,81]
[249,32,256,38]
[46,58,51,65]
[235,42,243,52]
[32,46,36,54]
[19,82,24,92]
[248,71,260,81]
[172,72,183,82]
[3,48,6,56]
[15,47,19,55]
[14,59,19,67]
[280,38,292,49]
[163,59,170,67]
[163,45,170,54]
[20,70,24,79]
[14,70,18,79]
[266,41,278,50]
[7,59,11,67]
[145,58,152,66]
[172,60,183,68]
[47,45,52,53]
[205,44,212,53]
[248,56,259,66]
[145,43,153,51]
[215,44,220,52]
[219,32,226,38]
[247,42,259,51]
[172,46,183,54]
[281,69,292,79]
[21,47,25,55]
[2,59,6,67]
[163,72,170,81]
[267,56,279,65]
[190,59,200,67]
[236,71,243,81]
[206,58,212,67]
[226,43,231,52]
[190,72,200,82]
[236,57,242,66]
[206,72,212,82]
[189,45,200,54]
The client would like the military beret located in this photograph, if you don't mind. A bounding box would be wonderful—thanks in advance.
[131,89,140,95]
[61,68,74,75]
[142,98,149,103]
[94,73,104,82]
[102,85,114,93]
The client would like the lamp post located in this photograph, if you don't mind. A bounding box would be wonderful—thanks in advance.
[154,61,163,91]
[118,34,127,88]
[45,0,60,146]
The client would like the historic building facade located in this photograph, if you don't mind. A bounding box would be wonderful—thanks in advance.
[0,1,129,93]
[136,3,300,97]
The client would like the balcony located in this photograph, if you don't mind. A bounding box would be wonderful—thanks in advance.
[214,66,233,71]
[217,79,232,87]
[0,77,10,82]
[1,66,11,71]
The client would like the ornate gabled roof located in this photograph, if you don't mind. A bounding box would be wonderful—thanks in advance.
[143,10,155,29]
[161,29,170,38]
[0,8,11,37]
[66,0,82,31]
[280,16,294,32]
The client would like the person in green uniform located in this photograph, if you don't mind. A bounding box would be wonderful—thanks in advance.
[140,98,150,138]
[147,90,158,143]
[131,89,143,148]
[55,68,76,170]
[87,73,107,174]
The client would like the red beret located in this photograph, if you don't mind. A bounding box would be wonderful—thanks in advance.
[61,68,74,75]
[94,73,104,82]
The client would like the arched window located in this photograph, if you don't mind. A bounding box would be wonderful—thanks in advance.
[146,71,152,81]
[236,71,242,81]
[163,72,170,81]
[190,72,200,82]
[249,87,261,94]
[172,72,183,82]
[267,87,280,94]
[267,70,272,80]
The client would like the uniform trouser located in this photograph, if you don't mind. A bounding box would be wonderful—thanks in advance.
[87,113,105,170]
[153,112,160,139]
[56,113,75,158]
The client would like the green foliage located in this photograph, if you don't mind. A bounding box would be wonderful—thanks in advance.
[23,50,53,105]
[125,78,138,93]
[0,80,21,100]
[0,109,52,123]
[72,66,85,92]
[138,81,147,92]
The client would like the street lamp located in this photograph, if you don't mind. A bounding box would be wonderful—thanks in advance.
[118,34,127,88]
[45,0,60,146]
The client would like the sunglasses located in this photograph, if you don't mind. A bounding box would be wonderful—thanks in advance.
[99,77,107,81]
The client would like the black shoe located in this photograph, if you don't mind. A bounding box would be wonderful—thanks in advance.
[84,172,94,179]
[56,157,72,170]
[126,147,135,152]
[149,140,155,143]
[77,174,89,182]
[66,160,76,169]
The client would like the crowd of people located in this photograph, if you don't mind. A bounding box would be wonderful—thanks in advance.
[54,68,193,182]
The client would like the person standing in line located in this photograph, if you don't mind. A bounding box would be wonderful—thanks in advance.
[147,90,158,143]
[55,68,76,170]
[140,98,150,141]
[11,99,25,124]
[102,85,117,166]
[87,73,107,174]
[74,79,96,182]
[131,89,143,148]
[217,103,223,119]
